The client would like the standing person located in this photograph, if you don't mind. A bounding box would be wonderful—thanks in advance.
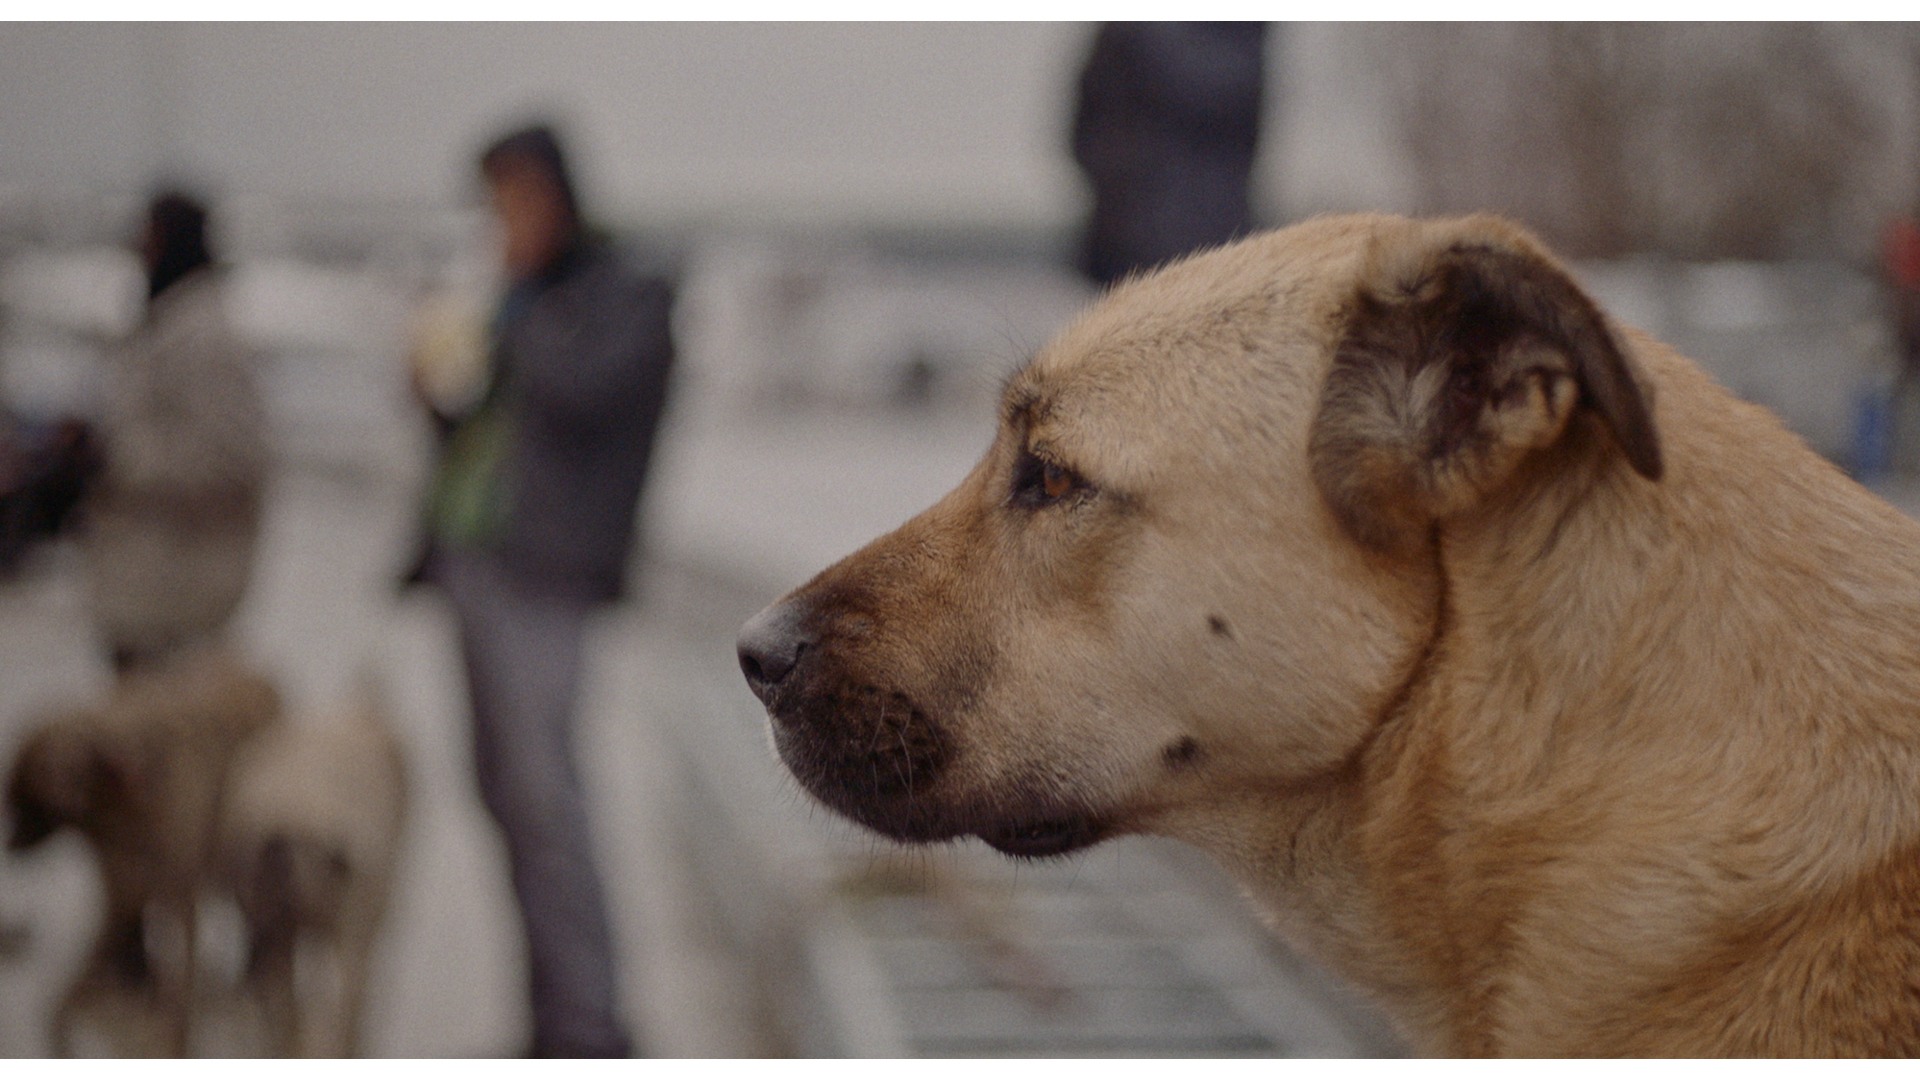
[1884,213,1920,398]
[1071,22,1270,287]
[411,123,675,1058]
[83,191,267,674]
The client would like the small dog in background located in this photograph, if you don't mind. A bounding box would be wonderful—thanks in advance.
[6,648,278,1056]
[6,654,408,1057]
[219,676,408,1058]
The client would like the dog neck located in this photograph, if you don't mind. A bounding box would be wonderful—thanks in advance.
[1426,347,1920,872]
[1352,345,1920,1052]
[1193,343,1920,1054]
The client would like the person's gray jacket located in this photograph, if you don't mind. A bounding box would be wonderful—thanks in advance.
[85,266,266,662]
[443,241,676,604]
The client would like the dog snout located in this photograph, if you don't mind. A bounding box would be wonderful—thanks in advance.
[737,600,813,703]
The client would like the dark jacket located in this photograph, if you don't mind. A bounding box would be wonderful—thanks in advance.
[425,240,676,604]
[1072,22,1269,286]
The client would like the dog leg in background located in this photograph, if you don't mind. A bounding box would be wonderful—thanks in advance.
[310,893,382,1059]
[49,909,146,1056]
[240,833,302,1056]
[150,890,197,1057]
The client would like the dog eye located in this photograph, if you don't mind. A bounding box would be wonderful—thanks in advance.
[1043,462,1071,500]
[1010,452,1080,509]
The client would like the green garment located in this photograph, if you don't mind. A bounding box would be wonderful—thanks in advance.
[429,397,515,548]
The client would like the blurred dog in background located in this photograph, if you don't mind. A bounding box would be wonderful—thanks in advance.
[6,653,407,1056]
[6,648,277,1055]
[220,676,408,1057]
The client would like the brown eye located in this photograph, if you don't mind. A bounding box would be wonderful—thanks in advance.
[1042,462,1071,500]
[1009,452,1082,509]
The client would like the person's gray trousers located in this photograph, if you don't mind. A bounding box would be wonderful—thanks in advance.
[436,547,632,1057]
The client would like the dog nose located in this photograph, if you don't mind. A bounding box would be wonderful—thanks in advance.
[738,601,811,703]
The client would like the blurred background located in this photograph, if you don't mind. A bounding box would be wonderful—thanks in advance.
[2,21,1920,1058]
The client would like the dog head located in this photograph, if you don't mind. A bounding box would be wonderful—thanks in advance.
[7,652,281,853]
[6,712,130,851]
[738,214,1661,858]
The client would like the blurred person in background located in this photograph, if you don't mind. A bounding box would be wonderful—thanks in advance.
[406,122,675,1058]
[82,191,266,675]
[1070,22,1270,287]
[1884,209,1920,473]
[1885,213,1920,391]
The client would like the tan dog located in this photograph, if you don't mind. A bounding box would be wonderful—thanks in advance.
[219,678,407,1057]
[6,648,279,1056]
[737,213,1920,1056]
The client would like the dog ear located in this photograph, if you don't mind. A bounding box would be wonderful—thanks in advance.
[6,751,62,851]
[7,727,87,849]
[5,721,128,850]
[1308,217,1662,557]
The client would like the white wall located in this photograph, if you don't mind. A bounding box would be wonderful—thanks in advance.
[1270,24,1416,219]
[0,23,1416,238]
[1,23,1095,233]
[0,24,155,197]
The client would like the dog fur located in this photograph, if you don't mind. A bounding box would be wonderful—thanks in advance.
[6,647,278,1055]
[218,678,407,1057]
[737,213,1920,1056]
